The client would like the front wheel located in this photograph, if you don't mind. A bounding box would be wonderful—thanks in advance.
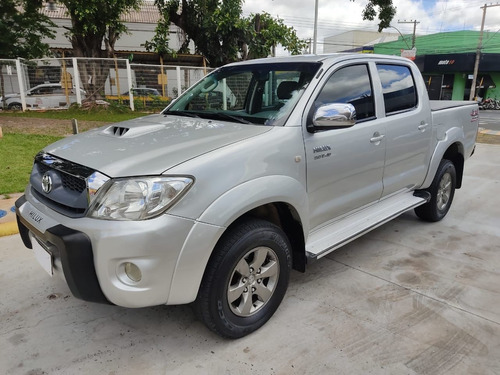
[8,102,22,111]
[415,159,456,222]
[194,218,292,339]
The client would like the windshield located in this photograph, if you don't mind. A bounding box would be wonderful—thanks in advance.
[164,62,321,126]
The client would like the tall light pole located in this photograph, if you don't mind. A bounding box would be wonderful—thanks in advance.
[313,0,318,54]
[388,25,411,50]
[470,4,488,101]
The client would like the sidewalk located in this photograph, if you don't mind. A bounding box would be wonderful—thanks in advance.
[0,193,22,237]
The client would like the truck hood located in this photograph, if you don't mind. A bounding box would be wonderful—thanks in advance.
[45,114,272,177]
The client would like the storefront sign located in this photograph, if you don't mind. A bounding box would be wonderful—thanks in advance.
[424,54,475,72]
[401,48,417,60]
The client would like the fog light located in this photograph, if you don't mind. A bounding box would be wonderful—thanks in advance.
[124,262,142,283]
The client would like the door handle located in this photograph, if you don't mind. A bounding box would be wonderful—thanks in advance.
[370,133,385,144]
[418,122,429,132]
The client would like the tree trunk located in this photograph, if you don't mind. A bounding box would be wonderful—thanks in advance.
[71,35,114,101]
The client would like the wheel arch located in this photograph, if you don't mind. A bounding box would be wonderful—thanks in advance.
[442,143,465,188]
[8,102,23,110]
[232,202,306,273]
[167,176,308,305]
[422,140,465,189]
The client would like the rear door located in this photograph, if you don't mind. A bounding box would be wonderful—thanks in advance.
[375,63,433,196]
[304,63,386,230]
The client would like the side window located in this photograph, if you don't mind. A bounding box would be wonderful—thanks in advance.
[38,87,54,95]
[377,64,417,114]
[314,64,375,121]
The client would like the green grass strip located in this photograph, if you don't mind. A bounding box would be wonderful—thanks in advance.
[0,133,63,194]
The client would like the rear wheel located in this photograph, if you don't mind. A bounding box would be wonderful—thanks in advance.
[194,218,292,339]
[415,159,456,222]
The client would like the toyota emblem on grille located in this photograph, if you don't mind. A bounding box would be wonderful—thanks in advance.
[42,173,53,193]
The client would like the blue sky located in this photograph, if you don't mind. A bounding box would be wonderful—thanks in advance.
[242,0,500,52]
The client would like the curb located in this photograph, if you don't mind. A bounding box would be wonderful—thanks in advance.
[0,221,18,237]
[0,193,22,238]
[479,128,500,136]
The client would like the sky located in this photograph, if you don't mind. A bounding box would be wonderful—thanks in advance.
[241,0,500,53]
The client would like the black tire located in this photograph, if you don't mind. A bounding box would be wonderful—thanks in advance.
[8,102,22,111]
[415,159,456,222]
[194,218,292,339]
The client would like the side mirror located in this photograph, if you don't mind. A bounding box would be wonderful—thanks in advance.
[310,103,356,131]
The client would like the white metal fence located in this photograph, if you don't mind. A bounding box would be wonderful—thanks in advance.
[0,58,212,111]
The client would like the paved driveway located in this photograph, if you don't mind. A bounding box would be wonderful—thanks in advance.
[480,109,500,132]
[1,144,499,375]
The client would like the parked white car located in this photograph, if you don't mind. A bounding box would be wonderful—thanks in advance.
[3,83,84,110]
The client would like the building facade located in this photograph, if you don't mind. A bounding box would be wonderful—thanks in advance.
[39,2,200,66]
[374,31,500,101]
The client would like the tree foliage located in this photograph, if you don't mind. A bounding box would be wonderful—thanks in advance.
[0,0,55,59]
[60,0,141,58]
[59,0,141,100]
[357,0,397,32]
[150,0,307,67]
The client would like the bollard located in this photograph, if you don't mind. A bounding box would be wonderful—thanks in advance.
[71,118,78,134]
[0,126,3,139]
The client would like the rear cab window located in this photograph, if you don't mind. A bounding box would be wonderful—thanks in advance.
[376,64,417,115]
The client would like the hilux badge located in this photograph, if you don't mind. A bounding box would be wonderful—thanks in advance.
[42,173,53,193]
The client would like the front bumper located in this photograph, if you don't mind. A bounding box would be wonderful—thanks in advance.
[15,189,218,308]
[17,195,109,304]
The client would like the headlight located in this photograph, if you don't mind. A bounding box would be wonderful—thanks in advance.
[88,176,193,221]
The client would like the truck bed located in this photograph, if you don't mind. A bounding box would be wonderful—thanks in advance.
[430,100,477,111]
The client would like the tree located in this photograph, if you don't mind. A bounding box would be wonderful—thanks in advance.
[59,0,141,99]
[0,0,55,108]
[358,0,397,32]
[243,13,307,61]
[0,0,55,59]
[150,0,306,67]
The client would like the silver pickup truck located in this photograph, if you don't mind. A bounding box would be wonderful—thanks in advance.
[16,54,478,338]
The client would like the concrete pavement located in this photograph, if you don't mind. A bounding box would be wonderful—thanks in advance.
[0,143,499,374]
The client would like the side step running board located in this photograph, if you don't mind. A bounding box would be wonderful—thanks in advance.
[306,192,428,261]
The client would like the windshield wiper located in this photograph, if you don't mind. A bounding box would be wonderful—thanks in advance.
[165,110,254,124]
[203,112,253,124]
[164,110,201,118]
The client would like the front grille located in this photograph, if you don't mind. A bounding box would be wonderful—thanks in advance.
[31,188,87,217]
[38,163,50,174]
[30,153,98,218]
[61,173,87,193]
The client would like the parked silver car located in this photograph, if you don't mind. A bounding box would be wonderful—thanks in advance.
[2,83,85,110]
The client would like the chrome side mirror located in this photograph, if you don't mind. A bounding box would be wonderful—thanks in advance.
[312,103,356,129]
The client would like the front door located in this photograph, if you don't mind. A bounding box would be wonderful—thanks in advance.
[304,63,386,231]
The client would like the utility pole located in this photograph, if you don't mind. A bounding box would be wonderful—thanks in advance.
[470,3,500,101]
[398,20,420,48]
[313,0,319,54]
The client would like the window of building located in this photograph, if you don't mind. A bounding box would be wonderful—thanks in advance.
[377,64,417,114]
[314,64,375,121]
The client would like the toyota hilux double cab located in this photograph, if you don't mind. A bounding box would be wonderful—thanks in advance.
[16,54,478,338]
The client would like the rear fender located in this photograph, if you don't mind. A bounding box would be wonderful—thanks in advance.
[421,127,464,189]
